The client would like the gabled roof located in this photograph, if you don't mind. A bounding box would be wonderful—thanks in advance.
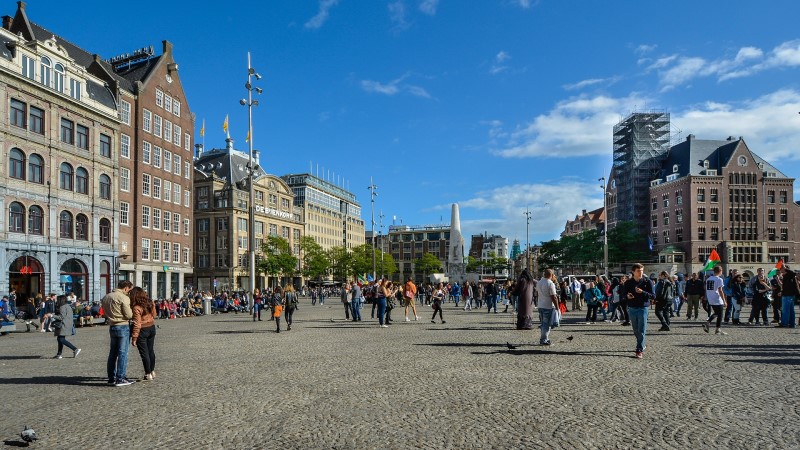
[658,135,787,182]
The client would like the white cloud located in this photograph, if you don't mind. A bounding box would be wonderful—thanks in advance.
[360,73,432,98]
[419,0,439,15]
[305,0,339,29]
[452,181,603,243]
[635,44,657,55]
[491,93,652,158]
[562,77,620,91]
[648,40,800,89]
[673,89,800,161]
[513,0,537,9]
[389,1,409,30]
[490,51,511,75]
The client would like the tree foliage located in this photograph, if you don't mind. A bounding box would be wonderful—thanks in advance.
[536,221,650,271]
[259,236,298,283]
[414,253,442,276]
[299,236,329,280]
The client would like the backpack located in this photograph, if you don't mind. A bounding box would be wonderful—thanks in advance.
[286,291,298,308]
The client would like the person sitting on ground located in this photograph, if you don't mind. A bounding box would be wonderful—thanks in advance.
[79,303,94,327]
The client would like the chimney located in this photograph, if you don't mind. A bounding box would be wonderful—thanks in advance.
[195,143,203,160]
[225,137,234,151]
[727,136,735,141]
[582,209,587,215]
[2,15,12,30]
[686,134,695,142]
[162,40,173,55]
[252,149,260,162]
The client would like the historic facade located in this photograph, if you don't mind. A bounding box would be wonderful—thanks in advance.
[0,4,121,306]
[561,207,605,237]
[192,140,304,291]
[648,135,800,278]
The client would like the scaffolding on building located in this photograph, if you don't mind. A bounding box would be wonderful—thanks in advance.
[612,111,670,234]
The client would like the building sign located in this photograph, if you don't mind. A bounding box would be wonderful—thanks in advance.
[162,266,182,272]
[255,205,294,220]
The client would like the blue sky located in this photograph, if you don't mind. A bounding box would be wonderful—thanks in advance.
[25,0,800,249]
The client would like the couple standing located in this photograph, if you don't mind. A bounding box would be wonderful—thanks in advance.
[102,280,157,386]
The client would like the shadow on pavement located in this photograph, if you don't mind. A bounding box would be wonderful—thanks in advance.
[473,348,633,358]
[3,440,29,447]
[0,355,43,360]
[0,376,105,386]
[683,343,800,366]
[212,330,276,334]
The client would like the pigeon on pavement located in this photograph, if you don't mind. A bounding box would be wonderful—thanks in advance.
[21,425,38,443]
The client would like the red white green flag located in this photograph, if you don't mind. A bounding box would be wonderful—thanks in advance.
[703,249,721,271]
[768,259,783,278]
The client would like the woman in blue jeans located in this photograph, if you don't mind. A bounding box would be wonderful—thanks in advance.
[376,280,388,328]
[623,263,655,359]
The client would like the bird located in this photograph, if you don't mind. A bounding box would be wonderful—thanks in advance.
[566,335,574,341]
[20,425,37,443]
[506,342,517,350]
[329,318,335,322]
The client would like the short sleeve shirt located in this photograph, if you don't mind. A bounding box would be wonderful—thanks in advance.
[705,276,725,305]
[536,278,558,309]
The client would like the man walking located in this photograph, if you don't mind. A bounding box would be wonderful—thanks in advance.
[778,264,798,328]
[623,263,655,359]
[350,282,362,322]
[654,271,674,332]
[536,269,559,345]
[102,280,134,386]
[685,272,704,320]
[702,265,727,335]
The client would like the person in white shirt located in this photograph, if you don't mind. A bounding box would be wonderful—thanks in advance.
[702,265,728,335]
[570,278,582,311]
[537,269,559,345]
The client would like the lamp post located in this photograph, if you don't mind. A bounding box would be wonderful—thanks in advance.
[368,178,378,280]
[599,177,608,278]
[379,210,385,279]
[524,208,532,273]
[240,52,262,298]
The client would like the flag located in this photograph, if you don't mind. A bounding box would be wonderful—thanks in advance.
[245,129,250,143]
[768,259,783,278]
[647,235,654,252]
[357,274,366,283]
[222,115,229,133]
[367,274,374,282]
[703,249,721,271]
[200,119,205,137]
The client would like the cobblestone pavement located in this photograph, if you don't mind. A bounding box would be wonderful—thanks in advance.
[1,299,799,449]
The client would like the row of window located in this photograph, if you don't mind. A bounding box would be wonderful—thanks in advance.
[141,206,190,235]
[155,89,181,118]
[9,150,112,199]
[8,202,111,242]
[21,55,81,101]
[141,238,189,264]
[11,99,110,158]
[141,142,191,178]
[140,173,190,206]
[653,226,790,245]
[143,110,189,151]
[653,188,788,208]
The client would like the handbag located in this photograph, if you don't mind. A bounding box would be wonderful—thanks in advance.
[550,308,561,327]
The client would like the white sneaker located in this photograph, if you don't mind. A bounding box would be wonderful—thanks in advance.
[405,317,410,322]
[74,348,81,358]
[415,316,420,320]
[380,325,389,328]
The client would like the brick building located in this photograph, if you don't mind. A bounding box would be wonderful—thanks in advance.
[561,207,605,237]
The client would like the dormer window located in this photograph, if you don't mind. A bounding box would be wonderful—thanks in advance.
[54,63,65,93]
[672,164,679,173]
[703,160,710,169]
[40,56,52,87]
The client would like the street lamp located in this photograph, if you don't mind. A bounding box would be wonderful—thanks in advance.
[379,209,385,279]
[240,52,262,298]
[368,178,378,280]
[524,208,531,273]
[599,176,608,278]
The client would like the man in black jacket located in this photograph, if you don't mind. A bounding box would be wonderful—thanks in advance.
[684,272,705,320]
[778,265,798,328]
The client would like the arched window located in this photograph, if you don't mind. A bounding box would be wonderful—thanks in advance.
[99,218,111,243]
[99,174,111,200]
[59,210,73,238]
[9,148,25,179]
[9,202,24,233]
[54,63,65,92]
[75,167,88,194]
[28,153,43,183]
[40,56,52,88]
[75,214,88,240]
[28,205,43,235]
[60,162,73,190]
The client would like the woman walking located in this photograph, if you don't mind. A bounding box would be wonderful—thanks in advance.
[284,285,298,331]
[748,274,771,325]
[271,286,285,333]
[130,287,157,381]
[431,282,446,324]
[52,296,80,359]
[341,282,352,320]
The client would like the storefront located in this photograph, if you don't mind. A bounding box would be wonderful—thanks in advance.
[8,256,44,308]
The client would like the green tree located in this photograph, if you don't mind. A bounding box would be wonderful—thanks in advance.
[414,253,442,278]
[327,246,351,281]
[465,256,482,273]
[299,236,329,280]
[379,251,398,277]
[607,221,651,266]
[259,236,298,287]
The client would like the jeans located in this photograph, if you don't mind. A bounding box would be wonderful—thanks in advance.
[538,308,554,344]
[285,307,295,327]
[748,299,768,323]
[253,304,261,321]
[724,301,734,322]
[107,324,130,383]
[351,302,361,321]
[344,302,351,320]
[56,335,77,355]
[628,306,649,352]
[781,295,796,327]
[376,298,387,325]
[654,302,671,328]
[135,325,156,374]
[453,295,460,307]
[731,298,742,321]
[487,295,497,313]
[431,304,444,322]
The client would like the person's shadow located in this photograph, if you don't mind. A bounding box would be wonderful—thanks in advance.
[0,375,102,386]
